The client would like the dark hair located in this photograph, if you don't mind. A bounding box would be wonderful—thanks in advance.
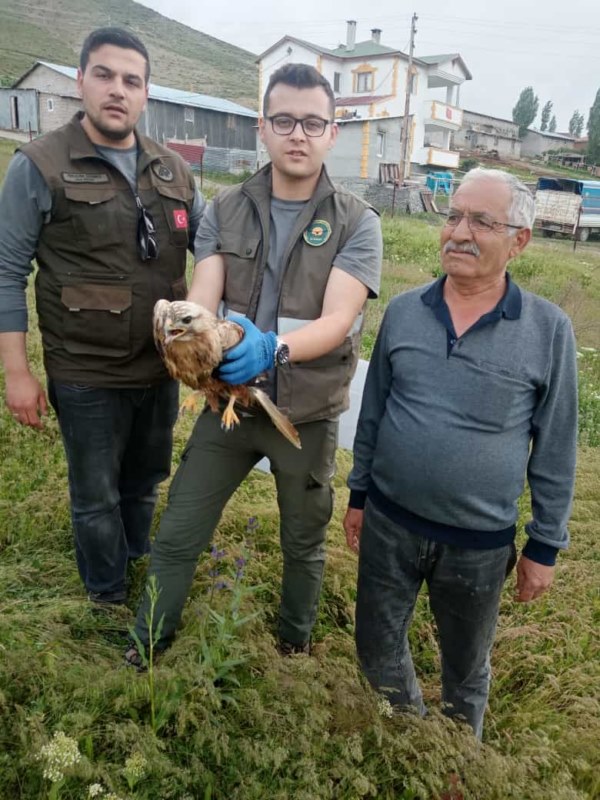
[263,63,335,118]
[80,27,150,84]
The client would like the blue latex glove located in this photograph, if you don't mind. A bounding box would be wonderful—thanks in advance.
[218,315,277,385]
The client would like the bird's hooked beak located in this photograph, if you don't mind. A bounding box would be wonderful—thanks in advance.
[164,319,186,345]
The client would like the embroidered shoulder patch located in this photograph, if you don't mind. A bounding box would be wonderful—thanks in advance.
[303,219,332,247]
[62,172,110,184]
[152,162,174,182]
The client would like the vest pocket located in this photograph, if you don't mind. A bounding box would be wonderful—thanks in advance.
[155,185,194,248]
[280,338,356,424]
[60,282,132,357]
[64,186,123,250]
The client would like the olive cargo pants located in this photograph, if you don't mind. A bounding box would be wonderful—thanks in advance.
[134,408,338,649]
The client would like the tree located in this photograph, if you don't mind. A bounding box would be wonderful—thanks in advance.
[549,115,557,133]
[588,88,600,163]
[512,87,539,138]
[540,100,553,131]
[569,110,584,137]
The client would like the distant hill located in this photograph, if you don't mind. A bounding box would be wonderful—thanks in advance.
[0,0,259,109]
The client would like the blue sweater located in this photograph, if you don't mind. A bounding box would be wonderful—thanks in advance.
[348,276,578,566]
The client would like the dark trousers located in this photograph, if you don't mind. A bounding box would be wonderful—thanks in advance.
[134,409,338,649]
[48,379,179,600]
[356,500,516,739]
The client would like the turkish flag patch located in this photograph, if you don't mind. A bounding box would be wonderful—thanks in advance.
[173,209,188,229]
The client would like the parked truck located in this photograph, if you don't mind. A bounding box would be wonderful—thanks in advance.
[534,177,600,242]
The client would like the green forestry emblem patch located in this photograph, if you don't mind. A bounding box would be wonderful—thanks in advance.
[303,219,332,246]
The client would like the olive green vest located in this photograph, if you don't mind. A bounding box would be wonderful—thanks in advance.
[20,114,195,387]
[214,164,372,424]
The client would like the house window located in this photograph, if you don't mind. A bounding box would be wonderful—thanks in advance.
[184,107,194,123]
[47,99,54,112]
[356,71,374,93]
[376,131,386,157]
[333,72,341,93]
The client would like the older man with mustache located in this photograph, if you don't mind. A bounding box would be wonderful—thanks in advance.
[343,168,578,739]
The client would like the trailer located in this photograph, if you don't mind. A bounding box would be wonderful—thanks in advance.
[534,177,600,242]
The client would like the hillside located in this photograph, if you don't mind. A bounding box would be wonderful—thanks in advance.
[0,0,259,109]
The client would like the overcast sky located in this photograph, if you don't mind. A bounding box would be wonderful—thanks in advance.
[138,0,598,131]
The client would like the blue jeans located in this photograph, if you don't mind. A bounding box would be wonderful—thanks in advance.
[356,500,516,739]
[48,379,179,600]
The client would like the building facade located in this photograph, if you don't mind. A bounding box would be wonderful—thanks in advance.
[520,129,576,158]
[258,22,472,179]
[451,109,521,159]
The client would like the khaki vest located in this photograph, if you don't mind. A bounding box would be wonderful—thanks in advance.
[214,164,372,424]
[20,114,195,387]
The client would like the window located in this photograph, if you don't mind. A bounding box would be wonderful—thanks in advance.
[376,131,386,158]
[184,107,194,123]
[47,98,54,112]
[356,71,373,93]
[333,72,341,93]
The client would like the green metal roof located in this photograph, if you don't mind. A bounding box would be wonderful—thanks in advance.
[328,40,402,58]
[419,53,459,64]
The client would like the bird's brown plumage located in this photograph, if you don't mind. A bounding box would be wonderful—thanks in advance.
[153,300,301,449]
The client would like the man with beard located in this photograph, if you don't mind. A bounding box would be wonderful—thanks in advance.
[344,168,577,739]
[0,28,203,605]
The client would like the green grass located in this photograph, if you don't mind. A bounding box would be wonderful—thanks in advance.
[1,166,600,798]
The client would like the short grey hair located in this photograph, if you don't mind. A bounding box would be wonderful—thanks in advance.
[460,168,535,230]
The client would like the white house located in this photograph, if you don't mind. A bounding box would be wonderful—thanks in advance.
[257,21,472,179]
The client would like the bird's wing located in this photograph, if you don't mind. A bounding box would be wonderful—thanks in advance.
[216,318,244,352]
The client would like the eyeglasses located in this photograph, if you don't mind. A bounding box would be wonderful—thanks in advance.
[266,114,332,138]
[136,195,159,261]
[440,210,523,234]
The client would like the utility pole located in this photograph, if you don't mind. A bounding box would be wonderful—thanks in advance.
[399,12,418,183]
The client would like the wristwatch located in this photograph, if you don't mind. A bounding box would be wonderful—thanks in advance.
[274,336,290,367]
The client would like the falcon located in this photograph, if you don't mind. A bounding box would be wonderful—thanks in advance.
[153,299,301,449]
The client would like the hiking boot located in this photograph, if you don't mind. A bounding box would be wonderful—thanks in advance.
[124,643,147,672]
[89,590,127,606]
[277,638,311,656]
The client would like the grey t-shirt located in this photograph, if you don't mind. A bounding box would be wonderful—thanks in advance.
[194,195,382,398]
[0,148,205,331]
[194,197,382,335]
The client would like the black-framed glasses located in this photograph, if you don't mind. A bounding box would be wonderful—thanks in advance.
[136,195,159,261]
[440,210,523,234]
[267,114,332,138]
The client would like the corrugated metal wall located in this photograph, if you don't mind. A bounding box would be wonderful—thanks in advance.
[142,100,256,150]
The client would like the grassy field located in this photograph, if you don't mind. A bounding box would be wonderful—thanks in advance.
[0,145,599,799]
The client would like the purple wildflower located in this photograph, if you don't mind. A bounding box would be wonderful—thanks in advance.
[210,545,226,560]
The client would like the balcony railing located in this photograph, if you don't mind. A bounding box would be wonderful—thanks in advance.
[424,101,463,130]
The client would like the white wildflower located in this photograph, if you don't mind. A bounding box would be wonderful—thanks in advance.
[124,751,148,782]
[88,784,106,798]
[376,694,394,718]
[37,731,81,783]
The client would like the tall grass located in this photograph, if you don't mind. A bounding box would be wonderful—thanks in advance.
[0,171,599,798]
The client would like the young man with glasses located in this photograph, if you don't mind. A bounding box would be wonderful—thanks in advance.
[0,28,203,605]
[344,168,577,739]
[130,63,382,662]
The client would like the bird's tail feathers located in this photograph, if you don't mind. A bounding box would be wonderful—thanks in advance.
[249,387,302,450]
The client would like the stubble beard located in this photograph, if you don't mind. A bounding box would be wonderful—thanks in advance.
[86,109,135,142]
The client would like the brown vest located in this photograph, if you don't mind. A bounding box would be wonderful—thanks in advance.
[214,164,373,424]
[20,114,196,387]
